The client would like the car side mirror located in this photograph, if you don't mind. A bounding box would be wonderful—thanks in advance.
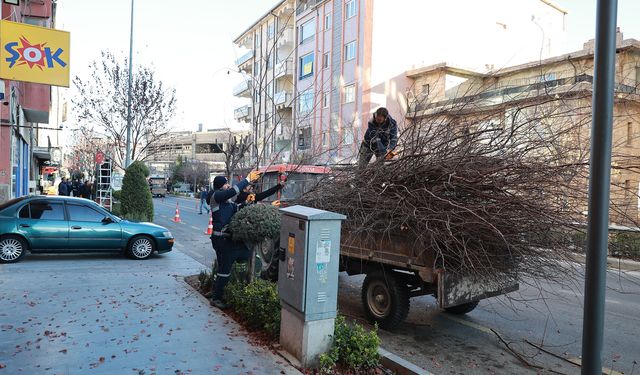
[102,216,113,224]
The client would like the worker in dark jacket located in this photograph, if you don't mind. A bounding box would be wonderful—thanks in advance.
[357,107,398,168]
[209,170,262,309]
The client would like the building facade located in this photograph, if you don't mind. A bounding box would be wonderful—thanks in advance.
[146,128,249,177]
[233,0,296,165]
[405,31,640,225]
[233,0,566,166]
[0,0,59,202]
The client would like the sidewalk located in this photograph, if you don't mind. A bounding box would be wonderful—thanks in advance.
[0,250,298,374]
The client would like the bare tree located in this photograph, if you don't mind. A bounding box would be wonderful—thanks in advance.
[72,51,177,170]
[221,131,252,179]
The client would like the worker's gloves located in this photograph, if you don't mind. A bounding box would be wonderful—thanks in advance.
[384,150,397,160]
[247,194,256,203]
[246,170,262,183]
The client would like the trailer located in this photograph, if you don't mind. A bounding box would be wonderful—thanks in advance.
[255,164,519,329]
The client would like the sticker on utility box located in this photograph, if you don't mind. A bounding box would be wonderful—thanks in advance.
[288,233,295,255]
[316,240,331,264]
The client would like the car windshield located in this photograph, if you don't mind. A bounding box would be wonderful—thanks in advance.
[0,196,28,212]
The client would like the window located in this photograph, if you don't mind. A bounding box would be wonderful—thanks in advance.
[343,129,354,145]
[627,122,633,146]
[344,84,355,103]
[300,19,316,44]
[19,205,29,218]
[344,41,356,61]
[298,90,314,113]
[345,0,357,19]
[422,84,430,96]
[325,14,332,30]
[29,202,65,221]
[322,132,328,146]
[23,16,49,27]
[299,53,314,80]
[322,52,330,69]
[323,92,329,108]
[68,204,105,223]
[267,23,275,40]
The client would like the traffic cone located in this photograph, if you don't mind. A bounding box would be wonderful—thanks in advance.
[205,212,213,235]
[173,202,181,223]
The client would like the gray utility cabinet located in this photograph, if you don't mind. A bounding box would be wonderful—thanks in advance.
[278,205,346,321]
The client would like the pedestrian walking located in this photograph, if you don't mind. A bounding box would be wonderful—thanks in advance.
[208,170,262,309]
[58,178,69,196]
[199,187,210,214]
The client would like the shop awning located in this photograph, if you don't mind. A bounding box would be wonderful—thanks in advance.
[33,147,51,161]
[23,108,49,124]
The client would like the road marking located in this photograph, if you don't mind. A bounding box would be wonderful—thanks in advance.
[190,225,200,230]
[440,313,494,335]
[567,358,624,375]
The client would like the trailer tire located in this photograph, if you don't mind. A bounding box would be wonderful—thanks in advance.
[362,271,409,330]
[258,237,279,282]
[444,301,479,315]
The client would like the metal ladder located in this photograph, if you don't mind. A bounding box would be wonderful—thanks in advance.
[96,158,112,211]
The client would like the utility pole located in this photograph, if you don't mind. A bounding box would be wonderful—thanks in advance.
[581,0,618,374]
[125,0,134,168]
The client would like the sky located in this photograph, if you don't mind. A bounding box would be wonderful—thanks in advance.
[56,0,640,135]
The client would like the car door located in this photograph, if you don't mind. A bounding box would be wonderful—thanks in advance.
[16,200,69,250]
[66,203,122,250]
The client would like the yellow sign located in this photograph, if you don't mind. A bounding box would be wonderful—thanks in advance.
[302,61,312,76]
[288,234,295,255]
[0,20,70,87]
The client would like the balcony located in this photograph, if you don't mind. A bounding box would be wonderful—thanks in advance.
[273,91,293,109]
[235,50,254,72]
[277,26,294,47]
[274,59,293,79]
[234,105,252,122]
[232,80,251,97]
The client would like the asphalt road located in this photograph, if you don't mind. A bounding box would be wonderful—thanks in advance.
[154,196,640,374]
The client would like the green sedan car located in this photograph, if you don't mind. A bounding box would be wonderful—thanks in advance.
[0,196,174,263]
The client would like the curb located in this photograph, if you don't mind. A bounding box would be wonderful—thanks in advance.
[378,348,432,375]
[570,252,640,272]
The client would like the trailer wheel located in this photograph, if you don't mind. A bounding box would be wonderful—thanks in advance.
[361,271,409,330]
[444,301,479,315]
[258,237,279,282]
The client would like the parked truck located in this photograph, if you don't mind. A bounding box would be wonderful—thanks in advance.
[254,164,519,329]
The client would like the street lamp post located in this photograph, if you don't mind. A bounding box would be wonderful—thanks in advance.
[125,0,135,168]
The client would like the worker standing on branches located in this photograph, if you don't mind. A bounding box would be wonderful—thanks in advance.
[208,170,262,309]
[357,107,398,168]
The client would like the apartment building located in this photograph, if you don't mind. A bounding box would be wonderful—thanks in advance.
[405,31,640,225]
[0,0,60,202]
[146,127,248,176]
[233,0,296,164]
[291,0,567,164]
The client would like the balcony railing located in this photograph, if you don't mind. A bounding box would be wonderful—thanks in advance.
[234,105,252,121]
[235,50,254,67]
[273,91,292,107]
[277,27,294,47]
[232,80,251,96]
[274,58,293,78]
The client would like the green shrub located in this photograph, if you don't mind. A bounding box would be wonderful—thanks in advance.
[112,189,122,202]
[120,161,153,222]
[229,204,280,243]
[111,202,122,217]
[319,316,381,374]
[198,261,218,293]
[225,278,281,338]
[609,232,640,260]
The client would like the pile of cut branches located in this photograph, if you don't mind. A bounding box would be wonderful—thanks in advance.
[299,92,639,282]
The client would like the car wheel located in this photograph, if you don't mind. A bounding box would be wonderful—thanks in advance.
[0,235,28,263]
[126,235,155,260]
